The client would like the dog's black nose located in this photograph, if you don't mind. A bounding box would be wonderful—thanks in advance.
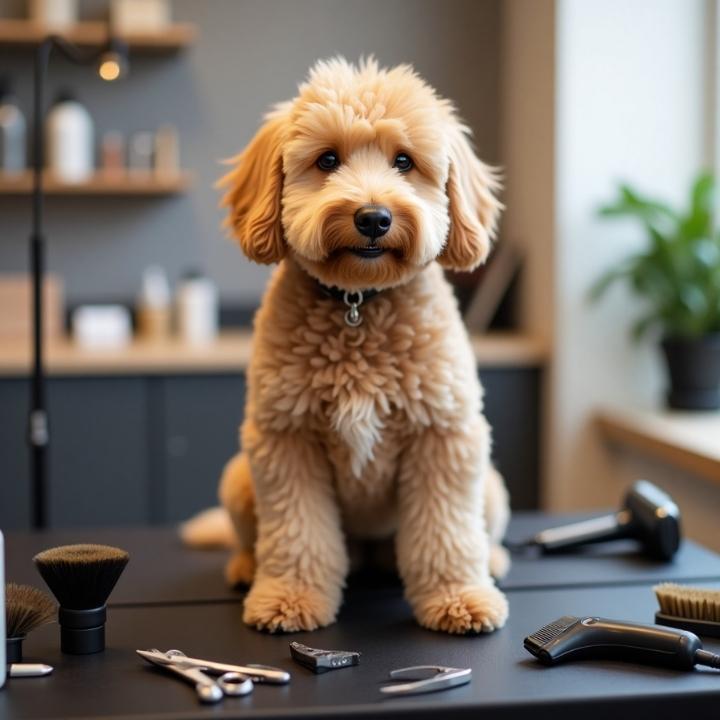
[354,205,392,239]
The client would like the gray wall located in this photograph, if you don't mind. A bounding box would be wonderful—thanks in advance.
[0,0,501,305]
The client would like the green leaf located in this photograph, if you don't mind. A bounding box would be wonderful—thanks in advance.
[630,313,658,341]
[588,257,637,302]
[594,172,720,337]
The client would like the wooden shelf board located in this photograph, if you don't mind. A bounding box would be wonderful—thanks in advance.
[0,332,548,376]
[0,171,192,196]
[596,407,720,487]
[0,19,196,50]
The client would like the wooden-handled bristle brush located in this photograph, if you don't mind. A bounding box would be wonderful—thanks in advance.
[5,583,56,663]
[34,544,129,655]
[655,583,720,638]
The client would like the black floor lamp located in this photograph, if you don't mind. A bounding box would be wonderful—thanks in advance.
[29,35,128,529]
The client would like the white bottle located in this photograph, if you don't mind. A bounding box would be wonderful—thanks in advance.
[177,270,219,345]
[46,91,94,182]
[0,82,27,174]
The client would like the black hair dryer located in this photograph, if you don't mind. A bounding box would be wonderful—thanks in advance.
[527,480,681,561]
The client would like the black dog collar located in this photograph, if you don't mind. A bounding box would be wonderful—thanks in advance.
[316,282,381,327]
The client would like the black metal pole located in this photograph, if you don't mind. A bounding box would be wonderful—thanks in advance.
[29,40,51,529]
[28,36,126,529]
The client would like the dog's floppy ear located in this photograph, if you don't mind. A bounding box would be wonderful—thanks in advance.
[438,121,502,272]
[219,107,288,264]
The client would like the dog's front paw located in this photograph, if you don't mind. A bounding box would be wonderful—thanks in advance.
[243,577,340,633]
[412,583,508,634]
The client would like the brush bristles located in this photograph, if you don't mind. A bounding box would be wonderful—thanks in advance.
[34,544,129,610]
[654,583,720,623]
[5,583,56,638]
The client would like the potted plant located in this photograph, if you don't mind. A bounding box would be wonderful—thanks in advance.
[592,172,720,410]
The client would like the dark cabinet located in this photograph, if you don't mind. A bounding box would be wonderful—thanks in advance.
[0,368,538,529]
[0,375,246,529]
[161,376,245,522]
[48,379,150,527]
[0,379,33,529]
[481,368,541,510]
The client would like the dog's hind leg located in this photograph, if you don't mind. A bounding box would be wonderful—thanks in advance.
[219,451,257,587]
[484,465,511,579]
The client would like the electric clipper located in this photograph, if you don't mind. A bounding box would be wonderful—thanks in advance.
[524,615,720,670]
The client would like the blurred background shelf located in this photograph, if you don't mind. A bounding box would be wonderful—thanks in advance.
[596,407,720,487]
[0,171,192,196]
[0,331,548,376]
[0,19,196,51]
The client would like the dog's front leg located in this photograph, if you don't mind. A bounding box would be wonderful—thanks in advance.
[242,422,348,632]
[396,418,508,634]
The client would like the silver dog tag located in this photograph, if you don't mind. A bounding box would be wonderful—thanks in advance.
[343,291,364,327]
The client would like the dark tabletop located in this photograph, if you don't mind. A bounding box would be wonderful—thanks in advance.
[4,582,720,720]
[5,512,720,606]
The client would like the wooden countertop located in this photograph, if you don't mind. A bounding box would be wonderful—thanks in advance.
[596,407,720,486]
[0,331,548,376]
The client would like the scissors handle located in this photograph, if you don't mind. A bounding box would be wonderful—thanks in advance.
[163,663,224,704]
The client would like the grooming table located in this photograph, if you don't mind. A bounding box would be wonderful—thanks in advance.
[5,512,720,605]
[3,581,720,720]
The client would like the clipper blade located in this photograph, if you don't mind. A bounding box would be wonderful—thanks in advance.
[524,616,580,660]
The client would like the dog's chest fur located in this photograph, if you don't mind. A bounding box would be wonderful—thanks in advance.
[251,261,479,519]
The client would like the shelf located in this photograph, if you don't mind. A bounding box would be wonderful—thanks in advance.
[0,19,196,51]
[596,407,720,487]
[0,332,548,376]
[0,171,192,196]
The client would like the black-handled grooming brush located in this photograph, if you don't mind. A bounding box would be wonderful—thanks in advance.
[5,583,56,663]
[34,544,129,655]
[513,480,681,561]
[524,615,720,670]
[654,583,720,638]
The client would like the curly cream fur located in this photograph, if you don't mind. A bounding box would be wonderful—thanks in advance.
[211,57,510,634]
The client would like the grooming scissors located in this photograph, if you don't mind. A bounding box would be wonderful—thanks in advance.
[380,665,472,695]
[137,648,290,685]
[137,649,253,703]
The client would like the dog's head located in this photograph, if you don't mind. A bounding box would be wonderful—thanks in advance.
[220,57,501,291]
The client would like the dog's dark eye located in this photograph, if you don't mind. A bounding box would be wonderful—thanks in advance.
[316,151,340,171]
[393,153,413,172]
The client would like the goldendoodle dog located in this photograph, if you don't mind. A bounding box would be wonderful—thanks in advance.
[184,57,511,635]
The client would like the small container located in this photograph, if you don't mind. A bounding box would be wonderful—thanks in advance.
[154,125,179,178]
[0,80,27,174]
[100,131,126,176]
[72,305,132,349]
[45,91,94,182]
[128,131,154,175]
[137,266,171,341]
[29,0,77,29]
[176,270,218,345]
[111,0,170,34]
